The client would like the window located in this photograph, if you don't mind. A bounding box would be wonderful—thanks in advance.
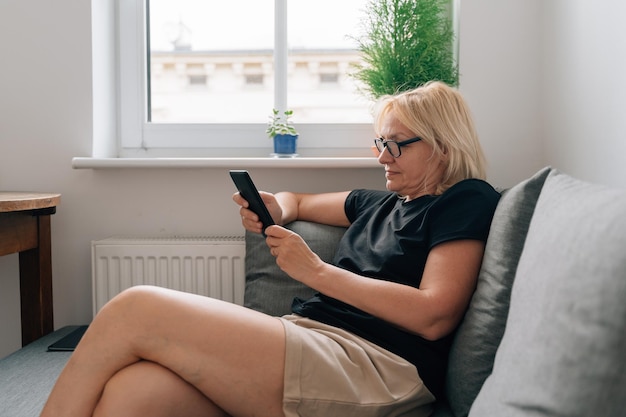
[245,74,264,86]
[188,75,207,86]
[320,73,340,84]
[118,0,374,157]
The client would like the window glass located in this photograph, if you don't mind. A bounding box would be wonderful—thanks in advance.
[287,0,370,123]
[148,0,273,123]
[147,0,370,125]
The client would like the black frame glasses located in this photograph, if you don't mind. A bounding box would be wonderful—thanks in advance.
[373,137,422,157]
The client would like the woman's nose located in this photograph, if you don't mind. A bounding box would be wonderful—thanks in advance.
[376,145,393,163]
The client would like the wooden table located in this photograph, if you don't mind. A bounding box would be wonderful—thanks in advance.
[0,192,61,346]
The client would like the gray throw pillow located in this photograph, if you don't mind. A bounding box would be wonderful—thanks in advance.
[244,221,346,316]
[445,166,553,417]
[469,170,626,417]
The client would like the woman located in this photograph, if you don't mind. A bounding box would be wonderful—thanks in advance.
[40,81,500,417]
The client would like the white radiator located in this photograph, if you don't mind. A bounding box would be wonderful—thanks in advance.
[91,236,245,317]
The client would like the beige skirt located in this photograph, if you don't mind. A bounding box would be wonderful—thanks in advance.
[278,314,435,417]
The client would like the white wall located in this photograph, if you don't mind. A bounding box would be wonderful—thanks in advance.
[1,0,624,357]
[542,0,626,188]
[458,0,545,186]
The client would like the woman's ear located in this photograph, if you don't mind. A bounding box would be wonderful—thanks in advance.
[439,144,449,161]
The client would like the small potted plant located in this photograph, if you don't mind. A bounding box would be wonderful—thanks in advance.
[266,108,299,157]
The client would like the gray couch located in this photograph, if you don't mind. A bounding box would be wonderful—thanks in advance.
[244,166,626,417]
[2,167,625,417]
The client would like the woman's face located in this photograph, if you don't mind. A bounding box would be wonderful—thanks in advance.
[376,110,446,200]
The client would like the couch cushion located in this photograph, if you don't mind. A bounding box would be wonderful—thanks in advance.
[244,221,346,316]
[445,166,552,417]
[469,170,626,417]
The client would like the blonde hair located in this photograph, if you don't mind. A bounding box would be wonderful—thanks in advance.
[374,81,487,194]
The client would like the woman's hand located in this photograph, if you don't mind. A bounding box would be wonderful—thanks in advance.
[264,225,326,283]
[233,191,283,234]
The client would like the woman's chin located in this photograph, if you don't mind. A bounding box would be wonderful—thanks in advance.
[385,181,399,193]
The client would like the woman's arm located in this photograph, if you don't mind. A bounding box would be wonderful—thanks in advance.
[274,191,351,227]
[234,190,351,234]
[265,226,484,341]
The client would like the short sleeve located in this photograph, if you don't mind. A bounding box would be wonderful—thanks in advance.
[344,189,394,223]
[427,180,500,248]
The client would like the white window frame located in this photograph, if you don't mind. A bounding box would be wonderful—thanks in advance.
[117,0,373,158]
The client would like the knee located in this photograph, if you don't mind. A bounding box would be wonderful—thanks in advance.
[95,285,165,322]
[115,284,164,302]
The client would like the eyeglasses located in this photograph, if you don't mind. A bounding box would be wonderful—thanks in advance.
[373,136,422,157]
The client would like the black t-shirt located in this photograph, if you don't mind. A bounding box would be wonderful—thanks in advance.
[292,179,500,399]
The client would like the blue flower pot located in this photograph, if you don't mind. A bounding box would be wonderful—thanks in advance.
[272,134,298,157]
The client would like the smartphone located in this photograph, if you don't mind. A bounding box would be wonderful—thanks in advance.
[229,170,275,235]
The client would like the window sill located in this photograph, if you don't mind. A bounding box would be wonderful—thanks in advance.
[71,157,380,169]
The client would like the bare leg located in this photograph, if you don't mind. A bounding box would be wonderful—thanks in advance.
[40,286,286,417]
[93,361,228,417]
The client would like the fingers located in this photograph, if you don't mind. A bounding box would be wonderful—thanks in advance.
[239,206,258,222]
[265,226,298,255]
[263,225,289,238]
[240,212,263,234]
[265,226,287,254]
[232,192,248,207]
[234,192,280,235]
[235,192,263,232]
